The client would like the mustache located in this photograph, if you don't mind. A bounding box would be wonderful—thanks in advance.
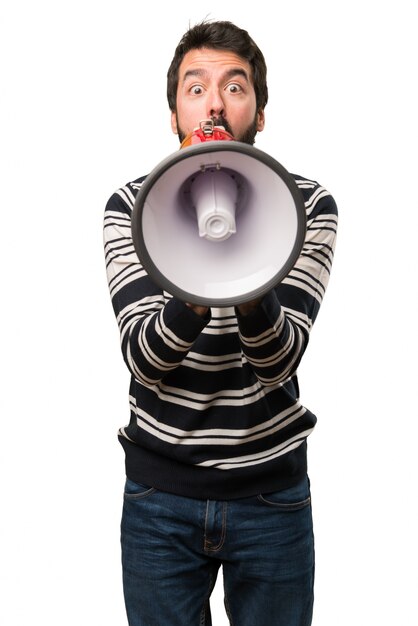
[211,115,234,136]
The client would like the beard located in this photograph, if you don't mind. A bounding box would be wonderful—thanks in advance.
[176,113,259,146]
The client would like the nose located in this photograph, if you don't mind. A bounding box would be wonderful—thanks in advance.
[207,88,225,118]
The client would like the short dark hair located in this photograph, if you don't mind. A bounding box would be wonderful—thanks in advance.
[167,20,268,113]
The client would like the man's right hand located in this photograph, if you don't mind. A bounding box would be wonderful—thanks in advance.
[186,303,209,317]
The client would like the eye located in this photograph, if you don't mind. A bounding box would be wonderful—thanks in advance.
[226,83,242,94]
[190,85,204,95]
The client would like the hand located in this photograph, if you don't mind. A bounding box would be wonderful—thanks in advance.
[186,303,209,317]
[236,297,262,316]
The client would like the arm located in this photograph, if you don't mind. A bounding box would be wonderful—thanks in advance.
[236,179,338,386]
[103,181,210,387]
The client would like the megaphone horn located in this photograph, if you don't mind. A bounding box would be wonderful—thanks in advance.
[131,135,306,308]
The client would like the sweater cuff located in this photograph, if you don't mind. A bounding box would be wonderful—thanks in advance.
[162,297,211,343]
[236,290,282,336]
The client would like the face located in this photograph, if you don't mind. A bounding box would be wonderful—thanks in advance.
[171,48,265,145]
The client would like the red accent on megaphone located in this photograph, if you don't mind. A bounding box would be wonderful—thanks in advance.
[180,122,235,149]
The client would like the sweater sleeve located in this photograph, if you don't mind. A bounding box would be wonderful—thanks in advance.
[103,180,210,387]
[236,178,338,386]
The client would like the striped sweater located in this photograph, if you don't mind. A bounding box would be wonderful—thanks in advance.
[103,173,338,499]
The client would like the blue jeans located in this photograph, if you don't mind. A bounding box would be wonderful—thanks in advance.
[121,476,314,626]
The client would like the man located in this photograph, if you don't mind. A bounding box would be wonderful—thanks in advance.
[104,20,338,626]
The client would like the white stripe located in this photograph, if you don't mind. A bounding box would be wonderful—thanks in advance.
[150,379,265,404]
[131,399,306,445]
[254,332,303,385]
[211,306,235,322]
[157,313,194,351]
[126,335,157,385]
[282,276,323,301]
[146,383,267,410]
[186,351,243,364]
[131,181,144,190]
[244,330,295,367]
[307,214,338,230]
[117,296,163,329]
[118,427,135,442]
[104,207,130,218]
[295,178,317,187]
[282,307,312,333]
[239,311,285,347]
[184,354,244,371]
[198,433,310,469]
[115,186,135,208]
[203,325,239,336]
[110,266,147,299]
[138,316,181,372]
[305,188,330,215]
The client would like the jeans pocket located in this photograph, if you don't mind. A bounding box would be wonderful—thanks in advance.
[123,478,156,500]
[257,477,311,511]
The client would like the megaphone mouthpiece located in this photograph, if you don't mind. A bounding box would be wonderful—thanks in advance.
[190,168,239,242]
[180,119,235,148]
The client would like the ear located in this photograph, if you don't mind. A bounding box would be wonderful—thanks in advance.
[256,108,265,132]
[171,111,178,135]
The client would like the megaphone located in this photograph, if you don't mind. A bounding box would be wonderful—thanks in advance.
[132,122,306,307]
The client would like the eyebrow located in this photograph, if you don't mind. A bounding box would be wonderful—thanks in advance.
[182,68,251,84]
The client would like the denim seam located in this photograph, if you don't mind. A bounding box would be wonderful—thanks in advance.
[204,501,227,553]
[257,495,311,510]
[123,487,156,500]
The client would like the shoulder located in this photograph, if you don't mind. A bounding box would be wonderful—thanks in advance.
[291,173,338,218]
[105,174,148,215]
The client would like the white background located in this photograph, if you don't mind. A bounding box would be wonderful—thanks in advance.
[1,1,417,624]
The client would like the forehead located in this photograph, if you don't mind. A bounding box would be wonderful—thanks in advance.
[178,48,253,82]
